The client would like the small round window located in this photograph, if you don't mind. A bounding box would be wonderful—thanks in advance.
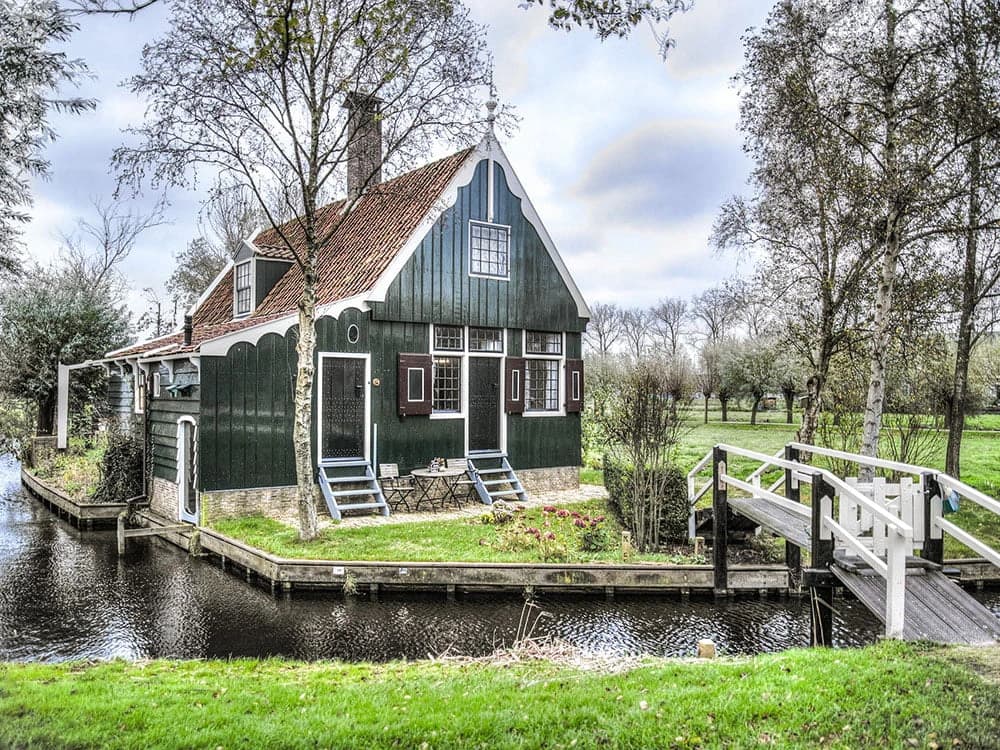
[347,324,360,344]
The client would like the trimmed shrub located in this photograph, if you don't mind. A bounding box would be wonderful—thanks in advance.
[604,455,688,545]
[93,427,143,504]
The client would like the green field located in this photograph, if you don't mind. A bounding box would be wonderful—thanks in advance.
[1,642,997,749]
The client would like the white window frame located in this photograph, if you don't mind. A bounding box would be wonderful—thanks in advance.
[522,330,565,417]
[571,369,581,403]
[233,259,254,318]
[406,367,426,403]
[176,416,198,524]
[152,371,161,399]
[468,220,511,281]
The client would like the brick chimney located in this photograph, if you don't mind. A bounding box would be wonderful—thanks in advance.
[344,92,383,202]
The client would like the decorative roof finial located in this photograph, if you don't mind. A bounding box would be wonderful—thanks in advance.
[486,72,497,133]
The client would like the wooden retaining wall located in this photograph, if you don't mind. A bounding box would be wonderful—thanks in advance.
[20,468,135,528]
[136,510,791,596]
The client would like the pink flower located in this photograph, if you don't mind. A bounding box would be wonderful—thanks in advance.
[595,516,606,523]
[546,532,556,540]
[571,512,581,519]
[573,518,586,528]
[556,509,570,518]
[542,505,556,513]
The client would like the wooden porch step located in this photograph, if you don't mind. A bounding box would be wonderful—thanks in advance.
[323,475,372,483]
[489,490,522,498]
[335,502,388,512]
[326,489,378,498]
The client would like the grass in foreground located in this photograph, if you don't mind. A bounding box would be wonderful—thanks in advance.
[213,500,699,564]
[1,642,998,749]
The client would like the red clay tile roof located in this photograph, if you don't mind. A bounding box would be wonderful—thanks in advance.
[110,147,473,359]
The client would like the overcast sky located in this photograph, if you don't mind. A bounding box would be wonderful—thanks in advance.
[25,0,773,330]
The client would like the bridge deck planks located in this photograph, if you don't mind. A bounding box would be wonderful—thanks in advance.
[728,497,811,549]
[831,567,1000,644]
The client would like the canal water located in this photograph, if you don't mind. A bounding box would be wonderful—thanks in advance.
[2,454,998,663]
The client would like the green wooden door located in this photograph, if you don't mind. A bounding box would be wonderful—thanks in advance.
[321,357,366,460]
[468,357,500,453]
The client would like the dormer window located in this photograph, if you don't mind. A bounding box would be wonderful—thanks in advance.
[469,221,509,279]
[234,261,252,316]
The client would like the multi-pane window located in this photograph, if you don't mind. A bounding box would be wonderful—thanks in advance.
[235,262,252,315]
[470,222,509,279]
[433,357,461,412]
[469,327,503,352]
[526,331,562,355]
[434,325,464,351]
[526,359,559,411]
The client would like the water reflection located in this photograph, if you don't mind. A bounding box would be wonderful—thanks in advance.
[1,454,997,663]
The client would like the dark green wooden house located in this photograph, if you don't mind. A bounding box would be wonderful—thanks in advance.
[86,132,590,525]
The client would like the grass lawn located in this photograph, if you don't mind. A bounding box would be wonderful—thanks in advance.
[1,642,998,749]
[213,500,702,565]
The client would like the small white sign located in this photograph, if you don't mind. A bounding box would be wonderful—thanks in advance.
[398,567,409,576]
[332,566,345,576]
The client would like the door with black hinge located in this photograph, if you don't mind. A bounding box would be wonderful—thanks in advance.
[321,357,366,460]
[468,357,500,453]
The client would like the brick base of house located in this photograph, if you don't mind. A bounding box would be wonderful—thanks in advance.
[195,466,580,526]
[201,485,323,527]
[516,466,579,494]
[150,476,179,521]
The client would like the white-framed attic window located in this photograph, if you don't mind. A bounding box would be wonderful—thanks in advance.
[234,260,253,316]
[469,220,510,280]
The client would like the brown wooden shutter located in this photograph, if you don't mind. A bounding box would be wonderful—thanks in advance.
[397,353,432,416]
[565,358,584,413]
[504,357,526,414]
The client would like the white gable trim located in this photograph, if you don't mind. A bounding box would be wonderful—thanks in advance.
[187,257,235,320]
[366,135,591,320]
[198,294,371,356]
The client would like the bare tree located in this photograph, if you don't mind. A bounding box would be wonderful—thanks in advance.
[650,296,688,355]
[60,197,166,292]
[621,306,651,360]
[696,341,723,424]
[690,286,737,345]
[584,301,625,355]
[115,0,493,540]
[937,0,1000,476]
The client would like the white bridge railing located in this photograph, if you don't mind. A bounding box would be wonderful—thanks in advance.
[686,441,1000,640]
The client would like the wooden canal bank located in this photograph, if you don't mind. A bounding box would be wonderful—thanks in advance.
[133,509,1000,599]
[133,510,793,597]
[20,467,141,529]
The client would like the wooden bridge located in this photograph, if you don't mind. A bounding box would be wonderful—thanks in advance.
[688,443,1000,646]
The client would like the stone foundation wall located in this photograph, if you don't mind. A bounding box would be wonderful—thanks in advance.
[516,466,579,494]
[196,467,579,525]
[150,476,179,520]
[201,485,324,527]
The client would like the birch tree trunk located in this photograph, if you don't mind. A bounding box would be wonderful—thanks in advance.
[293,259,319,541]
[859,0,901,481]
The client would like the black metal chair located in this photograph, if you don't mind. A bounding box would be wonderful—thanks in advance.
[379,463,415,512]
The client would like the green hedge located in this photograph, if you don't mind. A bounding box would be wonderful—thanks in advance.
[603,455,689,544]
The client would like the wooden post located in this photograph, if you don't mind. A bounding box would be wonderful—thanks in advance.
[921,472,943,565]
[116,512,127,556]
[810,473,835,647]
[712,446,728,595]
[784,445,802,574]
